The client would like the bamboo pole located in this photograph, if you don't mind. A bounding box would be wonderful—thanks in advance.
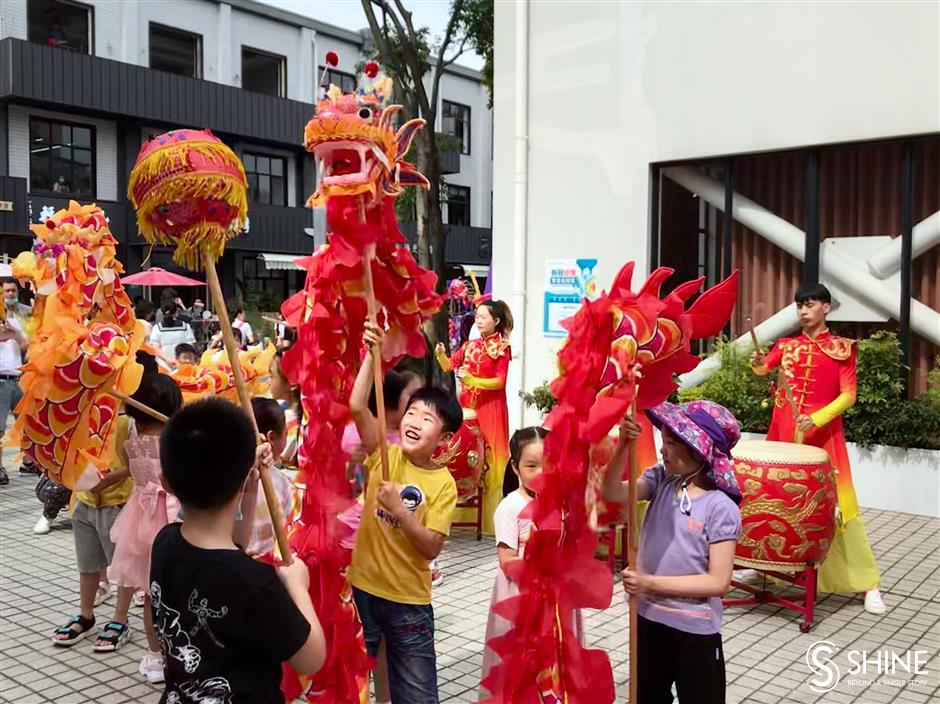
[204,253,293,564]
[627,394,639,704]
[359,201,390,482]
[109,390,168,423]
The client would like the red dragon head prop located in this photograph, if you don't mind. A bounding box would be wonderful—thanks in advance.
[305,71,428,207]
[482,264,738,703]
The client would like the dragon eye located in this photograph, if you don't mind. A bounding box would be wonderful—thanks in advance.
[358,107,373,120]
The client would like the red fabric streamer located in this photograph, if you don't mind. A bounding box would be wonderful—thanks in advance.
[278,195,442,702]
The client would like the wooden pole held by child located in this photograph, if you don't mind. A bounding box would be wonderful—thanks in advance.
[626,395,639,704]
[204,253,293,564]
[109,390,168,424]
[359,201,391,483]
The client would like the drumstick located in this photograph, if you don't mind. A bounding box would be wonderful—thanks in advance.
[746,317,762,355]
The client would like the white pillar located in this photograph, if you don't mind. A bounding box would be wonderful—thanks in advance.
[509,0,530,432]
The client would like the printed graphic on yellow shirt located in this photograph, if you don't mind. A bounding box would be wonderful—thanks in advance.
[376,484,424,528]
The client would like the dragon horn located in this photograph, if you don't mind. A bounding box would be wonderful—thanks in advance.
[610,262,636,294]
[395,118,426,161]
[637,267,675,298]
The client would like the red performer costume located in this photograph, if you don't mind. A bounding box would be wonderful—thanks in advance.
[753,284,882,610]
[437,317,511,536]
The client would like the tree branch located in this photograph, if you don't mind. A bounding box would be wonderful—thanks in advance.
[429,0,467,119]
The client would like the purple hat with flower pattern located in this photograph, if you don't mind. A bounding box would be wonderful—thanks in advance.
[645,400,742,504]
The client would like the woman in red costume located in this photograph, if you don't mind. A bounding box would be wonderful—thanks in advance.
[436,300,512,535]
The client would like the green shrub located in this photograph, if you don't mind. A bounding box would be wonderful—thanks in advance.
[844,332,940,449]
[519,382,557,416]
[677,339,772,434]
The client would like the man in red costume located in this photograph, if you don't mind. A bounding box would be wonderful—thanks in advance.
[751,283,884,614]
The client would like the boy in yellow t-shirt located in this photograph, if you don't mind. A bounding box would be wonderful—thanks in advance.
[51,414,136,649]
[347,322,461,704]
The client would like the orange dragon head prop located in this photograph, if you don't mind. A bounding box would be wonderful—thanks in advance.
[5,202,144,489]
[482,264,738,704]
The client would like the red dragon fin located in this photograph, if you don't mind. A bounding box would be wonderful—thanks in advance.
[684,270,740,339]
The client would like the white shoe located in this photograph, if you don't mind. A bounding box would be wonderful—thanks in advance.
[139,652,165,684]
[864,589,886,614]
[132,590,146,608]
[33,515,51,535]
[732,569,760,583]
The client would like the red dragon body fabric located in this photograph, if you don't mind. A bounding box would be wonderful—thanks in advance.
[278,69,442,702]
[481,263,737,703]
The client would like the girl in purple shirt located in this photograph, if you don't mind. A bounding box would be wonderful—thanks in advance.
[602,400,743,704]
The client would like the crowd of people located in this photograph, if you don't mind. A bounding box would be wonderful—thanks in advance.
[0,270,885,704]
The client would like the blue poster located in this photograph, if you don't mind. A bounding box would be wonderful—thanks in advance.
[543,258,598,337]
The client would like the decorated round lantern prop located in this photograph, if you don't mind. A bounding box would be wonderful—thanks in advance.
[127,129,247,270]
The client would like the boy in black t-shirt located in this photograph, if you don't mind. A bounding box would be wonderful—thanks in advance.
[151,398,324,703]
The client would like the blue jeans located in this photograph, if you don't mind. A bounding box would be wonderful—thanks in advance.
[353,587,438,704]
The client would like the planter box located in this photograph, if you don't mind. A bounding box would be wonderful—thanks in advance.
[739,432,939,517]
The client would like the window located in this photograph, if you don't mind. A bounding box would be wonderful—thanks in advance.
[149,23,202,78]
[242,47,286,97]
[318,67,356,95]
[244,153,287,206]
[28,0,92,54]
[29,117,94,196]
[446,184,471,226]
[442,100,471,155]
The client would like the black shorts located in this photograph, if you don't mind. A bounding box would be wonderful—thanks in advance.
[637,615,726,704]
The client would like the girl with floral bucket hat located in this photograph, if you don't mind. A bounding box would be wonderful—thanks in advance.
[601,400,742,704]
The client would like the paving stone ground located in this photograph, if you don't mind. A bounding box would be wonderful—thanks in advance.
[1,448,938,703]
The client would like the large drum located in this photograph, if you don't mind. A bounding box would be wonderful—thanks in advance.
[731,440,838,571]
[433,417,487,501]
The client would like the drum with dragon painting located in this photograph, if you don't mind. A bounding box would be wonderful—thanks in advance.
[433,413,487,501]
[731,440,838,570]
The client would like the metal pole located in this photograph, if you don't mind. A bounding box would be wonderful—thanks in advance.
[899,143,914,395]
[803,150,820,285]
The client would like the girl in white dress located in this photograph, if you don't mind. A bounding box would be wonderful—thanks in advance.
[480,426,548,696]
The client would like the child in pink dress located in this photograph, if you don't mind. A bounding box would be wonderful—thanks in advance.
[108,374,182,684]
[480,426,548,697]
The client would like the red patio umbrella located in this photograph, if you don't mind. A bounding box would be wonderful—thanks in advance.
[120,267,205,287]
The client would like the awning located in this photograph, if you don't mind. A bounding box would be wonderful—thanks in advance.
[459,264,490,278]
[258,253,304,271]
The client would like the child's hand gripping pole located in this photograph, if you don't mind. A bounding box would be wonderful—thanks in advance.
[204,253,293,564]
[626,394,639,704]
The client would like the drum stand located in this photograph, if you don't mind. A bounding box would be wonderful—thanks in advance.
[723,562,818,632]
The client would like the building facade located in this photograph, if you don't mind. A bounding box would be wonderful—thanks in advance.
[0,0,492,303]
[492,1,940,427]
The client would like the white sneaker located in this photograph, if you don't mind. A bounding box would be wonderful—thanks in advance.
[139,652,165,684]
[864,589,886,615]
[732,569,760,583]
[33,515,51,535]
[132,590,146,608]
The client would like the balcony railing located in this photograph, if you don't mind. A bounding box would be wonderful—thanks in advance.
[0,38,311,145]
